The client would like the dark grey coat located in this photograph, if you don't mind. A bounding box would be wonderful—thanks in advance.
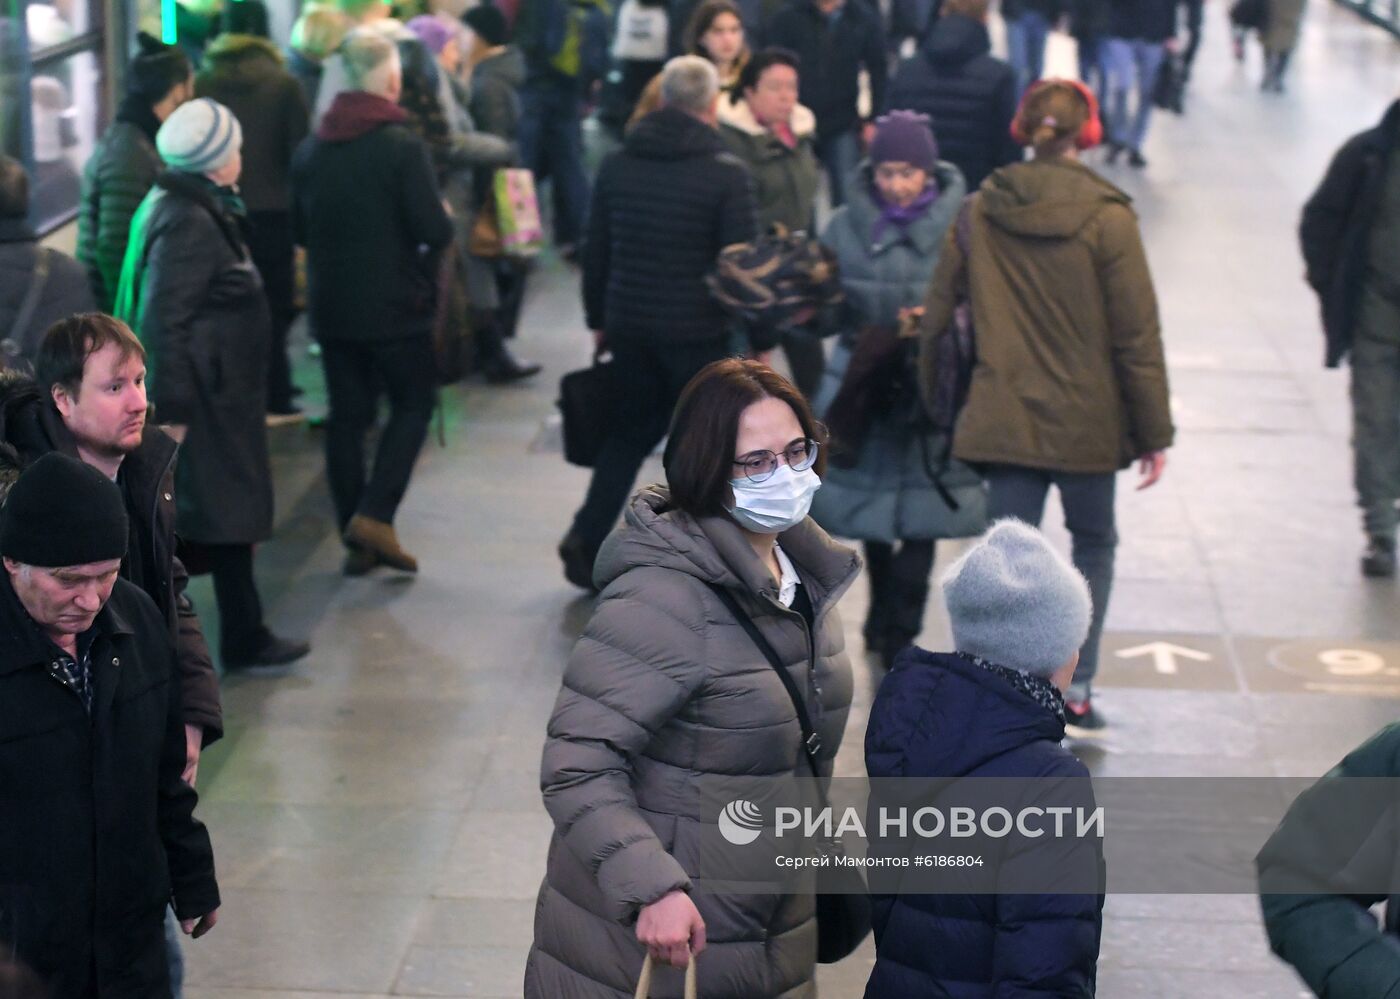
[525,486,860,998]
[115,171,273,545]
[0,218,95,359]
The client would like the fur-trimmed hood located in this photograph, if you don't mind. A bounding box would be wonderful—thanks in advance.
[717,95,817,139]
[203,32,285,67]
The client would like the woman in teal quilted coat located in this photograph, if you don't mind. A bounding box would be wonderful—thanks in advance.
[811,111,986,663]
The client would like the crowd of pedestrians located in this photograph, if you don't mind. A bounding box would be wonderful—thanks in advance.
[1,0,1396,992]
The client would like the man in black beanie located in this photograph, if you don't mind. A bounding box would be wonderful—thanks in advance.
[0,452,220,999]
[76,32,194,311]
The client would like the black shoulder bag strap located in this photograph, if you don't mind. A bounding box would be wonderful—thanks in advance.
[705,580,873,964]
[705,582,826,798]
[5,247,51,360]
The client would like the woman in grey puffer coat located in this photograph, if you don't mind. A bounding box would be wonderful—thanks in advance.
[525,359,860,998]
[811,112,986,665]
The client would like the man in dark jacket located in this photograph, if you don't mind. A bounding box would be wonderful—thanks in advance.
[292,29,453,576]
[558,55,755,588]
[1257,723,1400,995]
[1301,101,1400,579]
[195,4,311,420]
[885,0,1020,191]
[0,452,220,999]
[766,0,886,207]
[864,520,1104,997]
[76,32,192,312]
[0,314,222,779]
[0,157,94,361]
[1101,0,1176,167]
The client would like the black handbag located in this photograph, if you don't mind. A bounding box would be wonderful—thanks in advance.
[705,583,873,964]
[557,354,616,468]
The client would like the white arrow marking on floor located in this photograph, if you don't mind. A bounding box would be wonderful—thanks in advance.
[1115,642,1213,676]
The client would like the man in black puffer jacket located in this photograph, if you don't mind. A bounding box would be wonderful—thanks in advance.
[559,55,755,589]
[886,0,1020,191]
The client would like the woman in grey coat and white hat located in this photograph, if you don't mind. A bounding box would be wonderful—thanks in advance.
[525,358,861,998]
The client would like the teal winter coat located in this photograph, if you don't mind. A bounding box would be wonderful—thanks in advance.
[811,161,987,543]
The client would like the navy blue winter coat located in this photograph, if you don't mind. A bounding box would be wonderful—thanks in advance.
[885,14,1021,192]
[863,649,1104,998]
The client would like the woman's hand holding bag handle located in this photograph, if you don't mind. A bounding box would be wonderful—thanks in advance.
[634,953,698,999]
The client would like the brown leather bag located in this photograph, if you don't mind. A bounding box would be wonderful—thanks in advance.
[468,192,504,258]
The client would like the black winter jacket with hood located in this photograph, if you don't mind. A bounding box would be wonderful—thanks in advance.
[1301,101,1400,367]
[292,91,453,343]
[886,14,1021,192]
[583,106,756,343]
[0,372,223,741]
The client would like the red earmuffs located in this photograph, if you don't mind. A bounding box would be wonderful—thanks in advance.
[1008,78,1104,151]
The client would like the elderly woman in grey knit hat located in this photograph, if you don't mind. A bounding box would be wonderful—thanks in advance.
[116,97,310,672]
[863,518,1105,998]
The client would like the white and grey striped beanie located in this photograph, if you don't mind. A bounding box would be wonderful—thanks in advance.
[156,98,242,174]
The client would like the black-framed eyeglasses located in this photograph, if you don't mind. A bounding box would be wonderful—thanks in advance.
[732,438,820,483]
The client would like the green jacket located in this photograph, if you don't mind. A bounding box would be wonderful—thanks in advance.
[718,97,820,235]
[917,157,1174,473]
[76,111,162,312]
[1257,723,1400,996]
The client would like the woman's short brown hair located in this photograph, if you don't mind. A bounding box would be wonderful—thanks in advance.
[664,358,827,518]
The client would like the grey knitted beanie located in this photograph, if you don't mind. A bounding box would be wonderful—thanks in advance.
[941,519,1093,679]
[157,98,242,174]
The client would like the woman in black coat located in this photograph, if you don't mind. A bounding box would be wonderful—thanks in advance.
[116,98,309,671]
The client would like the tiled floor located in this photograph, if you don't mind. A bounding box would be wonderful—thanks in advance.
[183,6,1399,996]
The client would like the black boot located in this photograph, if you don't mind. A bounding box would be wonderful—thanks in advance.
[483,346,543,384]
[1362,536,1397,579]
[559,532,600,592]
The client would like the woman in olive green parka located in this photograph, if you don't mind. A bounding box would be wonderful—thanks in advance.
[916,79,1173,736]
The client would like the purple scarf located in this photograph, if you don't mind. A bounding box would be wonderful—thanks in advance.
[870,181,941,246]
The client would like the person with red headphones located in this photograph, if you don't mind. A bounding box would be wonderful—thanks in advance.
[915,78,1175,737]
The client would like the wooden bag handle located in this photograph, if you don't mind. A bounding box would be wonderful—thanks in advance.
[634,953,698,999]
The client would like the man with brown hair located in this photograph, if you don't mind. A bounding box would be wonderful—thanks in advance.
[0,313,223,770]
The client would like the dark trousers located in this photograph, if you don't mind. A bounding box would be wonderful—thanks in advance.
[986,464,1118,701]
[815,129,860,209]
[780,329,826,401]
[320,336,436,530]
[182,541,268,659]
[496,259,530,339]
[246,210,298,412]
[518,76,590,248]
[568,337,731,553]
[863,539,936,653]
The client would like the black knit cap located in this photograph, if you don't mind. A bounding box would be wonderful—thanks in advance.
[0,453,129,567]
[462,4,508,46]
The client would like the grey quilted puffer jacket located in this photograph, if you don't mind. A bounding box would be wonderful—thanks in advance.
[525,486,860,998]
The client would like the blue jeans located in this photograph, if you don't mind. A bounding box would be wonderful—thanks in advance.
[518,75,591,248]
[1101,38,1166,153]
[985,465,1118,701]
[816,129,860,209]
[1006,10,1052,91]
[166,906,184,998]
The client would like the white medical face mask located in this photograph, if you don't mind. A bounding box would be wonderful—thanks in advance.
[727,463,821,534]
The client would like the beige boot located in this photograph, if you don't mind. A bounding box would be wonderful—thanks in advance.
[344,515,418,573]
